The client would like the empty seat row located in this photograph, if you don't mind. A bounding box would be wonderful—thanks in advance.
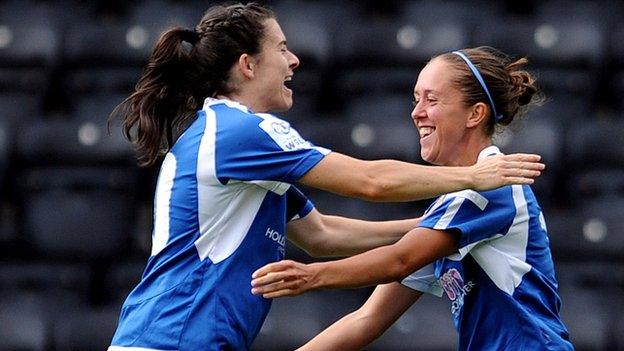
[2,1,624,71]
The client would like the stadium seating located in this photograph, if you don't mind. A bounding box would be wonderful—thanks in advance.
[564,119,624,205]
[473,18,605,105]
[495,112,563,204]
[369,294,457,350]
[52,304,120,351]
[252,289,370,350]
[0,1,621,349]
[0,120,8,194]
[0,291,49,351]
[559,287,617,350]
[343,94,421,162]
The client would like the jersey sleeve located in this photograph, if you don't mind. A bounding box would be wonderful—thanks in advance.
[285,186,314,222]
[419,188,517,259]
[401,263,444,297]
[215,111,330,184]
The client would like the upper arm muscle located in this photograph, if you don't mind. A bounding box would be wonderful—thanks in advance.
[299,152,375,199]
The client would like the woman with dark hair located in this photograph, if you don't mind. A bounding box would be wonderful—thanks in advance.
[252,47,572,350]
[108,2,544,350]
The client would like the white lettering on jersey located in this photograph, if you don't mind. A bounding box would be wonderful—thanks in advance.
[265,227,286,255]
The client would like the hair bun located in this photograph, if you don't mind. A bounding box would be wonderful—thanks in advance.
[506,58,538,107]
[511,71,538,106]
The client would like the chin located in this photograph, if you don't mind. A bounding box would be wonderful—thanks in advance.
[272,100,293,113]
[421,152,442,166]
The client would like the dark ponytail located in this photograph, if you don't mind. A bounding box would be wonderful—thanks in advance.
[110,3,275,167]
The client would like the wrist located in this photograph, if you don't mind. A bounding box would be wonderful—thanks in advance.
[463,165,477,190]
[308,262,326,290]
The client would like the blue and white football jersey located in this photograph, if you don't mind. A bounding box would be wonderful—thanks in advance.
[402,146,573,351]
[109,98,330,350]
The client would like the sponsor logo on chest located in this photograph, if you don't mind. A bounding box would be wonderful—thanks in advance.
[265,227,286,255]
[439,268,475,317]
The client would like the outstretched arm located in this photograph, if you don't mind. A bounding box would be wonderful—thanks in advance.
[300,152,543,202]
[287,209,420,257]
[251,227,456,298]
[297,283,422,351]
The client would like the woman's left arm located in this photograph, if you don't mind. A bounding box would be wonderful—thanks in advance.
[251,227,457,298]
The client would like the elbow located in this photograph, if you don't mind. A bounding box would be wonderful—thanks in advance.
[353,171,391,202]
[350,309,388,342]
[299,218,334,258]
[387,255,416,282]
[304,240,330,258]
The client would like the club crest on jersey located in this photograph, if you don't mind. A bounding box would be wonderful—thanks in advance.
[258,116,313,152]
[271,121,291,134]
[439,268,475,316]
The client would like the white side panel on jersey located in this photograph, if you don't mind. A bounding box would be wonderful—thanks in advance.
[247,180,290,195]
[195,183,268,263]
[151,152,177,256]
[402,263,444,297]
[470,185,532,295]
[194,106,268,263]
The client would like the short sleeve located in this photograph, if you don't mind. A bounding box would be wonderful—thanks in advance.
[214,110,330,184]
[420,188,517,259]
[286,186,314,221]
[401,263,443,297]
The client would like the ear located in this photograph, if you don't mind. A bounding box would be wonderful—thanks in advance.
[466,102,489,129]
[237,53,257,80]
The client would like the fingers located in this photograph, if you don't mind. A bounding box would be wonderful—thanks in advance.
[252,260,293,279]
[261,288,298,299]
[503,176,535,185]
[501,165,542,178]
[251,279,305,298]
[502,153,542,163]
[498,153,546,172]
[252,270,296,288]
[251,260,311,298]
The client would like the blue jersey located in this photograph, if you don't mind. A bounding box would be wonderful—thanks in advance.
[402,146,573,351]
[109,98,329,351]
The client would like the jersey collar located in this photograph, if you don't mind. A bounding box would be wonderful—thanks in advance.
[477,145,502,162]
[203,97,251,114]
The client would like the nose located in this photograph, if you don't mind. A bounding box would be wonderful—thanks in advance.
[288,50,300,70]
[411,100,426,121]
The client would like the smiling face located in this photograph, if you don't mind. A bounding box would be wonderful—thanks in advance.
[250,19,300,112]
[411,58,479,166]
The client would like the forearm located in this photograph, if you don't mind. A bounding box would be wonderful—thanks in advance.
[312,216,419,257]
[252,228,457,298]
[309,245,410,290]
[301,152,543,202]
[363,159,473,202]
[297,311,379,351]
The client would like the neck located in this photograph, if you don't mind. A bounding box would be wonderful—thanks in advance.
[446,133,492,167]
[217,89,267,113]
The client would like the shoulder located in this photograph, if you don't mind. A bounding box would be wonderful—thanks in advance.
[429,186,516,220]
[447,186,513,209]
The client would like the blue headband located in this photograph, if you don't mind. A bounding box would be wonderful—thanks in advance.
[452,51,503,122]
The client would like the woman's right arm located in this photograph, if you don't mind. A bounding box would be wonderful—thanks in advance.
[299,152,543,202]
[297,282,423,351]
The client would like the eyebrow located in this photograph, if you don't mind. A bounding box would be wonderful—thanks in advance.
[414,89,439,95]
